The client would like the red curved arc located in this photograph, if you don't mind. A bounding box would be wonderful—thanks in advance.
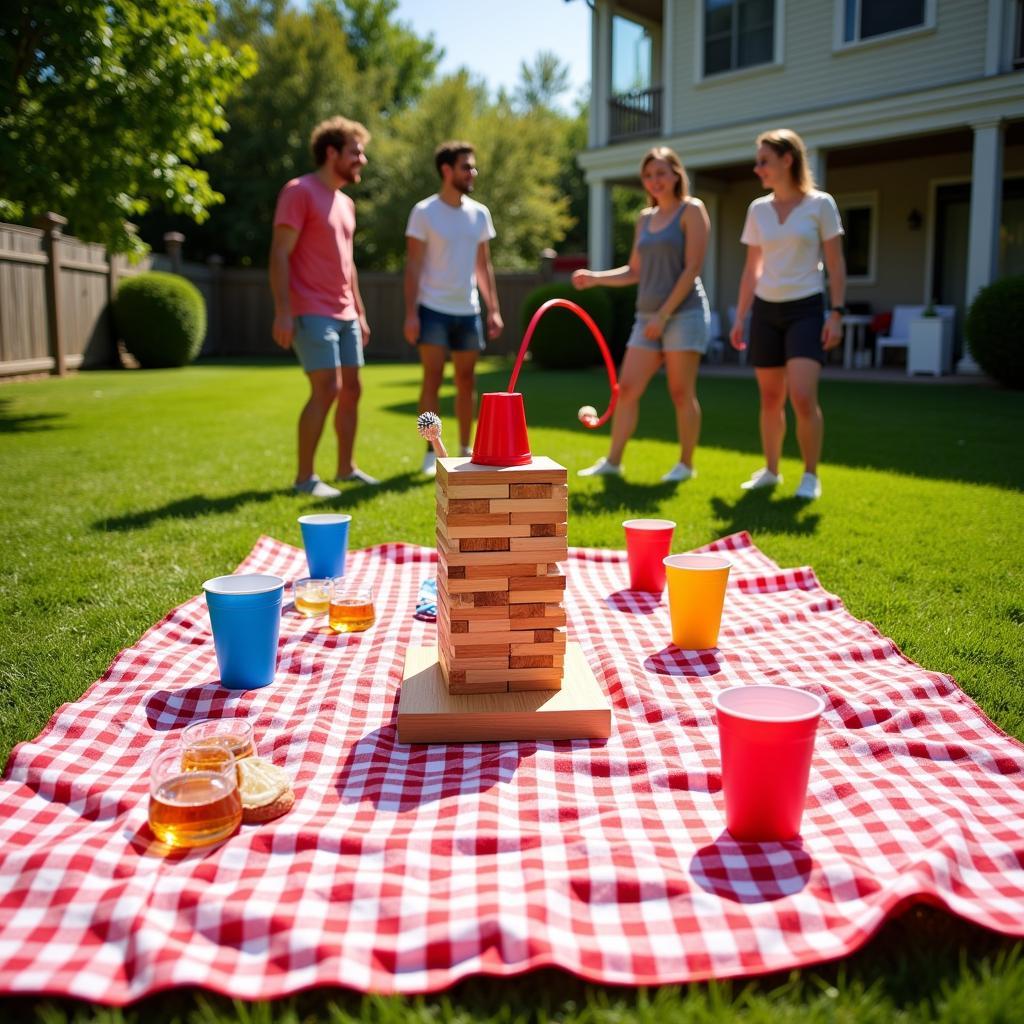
[507,298,620,429]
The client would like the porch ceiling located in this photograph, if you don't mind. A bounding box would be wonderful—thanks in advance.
[614,0,662,23]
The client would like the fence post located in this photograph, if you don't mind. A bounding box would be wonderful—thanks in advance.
[37,212,68,377]
[163,232,185,274]
[205,254,223,356]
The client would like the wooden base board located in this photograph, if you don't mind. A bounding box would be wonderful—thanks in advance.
[398,643,611,744]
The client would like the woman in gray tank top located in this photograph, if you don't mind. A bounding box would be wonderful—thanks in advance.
[572,146,711,482]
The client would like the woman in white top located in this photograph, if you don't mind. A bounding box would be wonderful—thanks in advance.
[729,128,847,500]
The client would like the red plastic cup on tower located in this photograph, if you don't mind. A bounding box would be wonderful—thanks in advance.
[714,685,826,841]
[623,519,676,592]
[472,392,532,466]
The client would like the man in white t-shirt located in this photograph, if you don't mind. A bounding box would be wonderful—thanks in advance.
[403,141,503,476]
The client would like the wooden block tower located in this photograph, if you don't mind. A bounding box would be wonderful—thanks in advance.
[435,456,568,694]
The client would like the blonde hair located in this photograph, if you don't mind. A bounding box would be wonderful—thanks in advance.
[640,146,689,204]
[310,116,371,166]
[756,128,815,193]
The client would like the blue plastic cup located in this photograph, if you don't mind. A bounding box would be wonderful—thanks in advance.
[298,513,351,579]
[202,574,284,690]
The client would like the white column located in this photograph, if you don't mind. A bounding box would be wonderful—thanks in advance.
[590,0,613,148]
[661,0,674,136]
[806,147,826,190]
[962,119,1004,373]
[588,179,613,271]
[984,0,1005,75]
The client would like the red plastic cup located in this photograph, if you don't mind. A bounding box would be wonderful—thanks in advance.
[472,392,531,466]
[714,685,826,841]
[623,519,676,592]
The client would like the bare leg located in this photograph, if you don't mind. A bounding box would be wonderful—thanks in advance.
[451,349,479,452]
[333,365,362,478]
[417,343,447,421]
[663,350,702,468]
[786,357,823,474]
[297,368,340,482]
[754,367,787,475]
[606,346,663,465]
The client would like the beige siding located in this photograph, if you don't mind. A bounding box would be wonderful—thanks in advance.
[710,142,1024,328]
[670,0,989,136]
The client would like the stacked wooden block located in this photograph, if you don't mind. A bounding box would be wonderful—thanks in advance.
[435,456,568,694]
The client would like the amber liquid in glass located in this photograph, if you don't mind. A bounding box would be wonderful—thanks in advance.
[329,600,375,633]
[149,772,243,848]
[183,733,254,764]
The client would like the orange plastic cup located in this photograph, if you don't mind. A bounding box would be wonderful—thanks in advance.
[663,553,731,649]
[623,518,676,592]
[714,685,826,841]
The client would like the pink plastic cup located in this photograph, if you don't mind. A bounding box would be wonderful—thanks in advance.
[623,518,676,592]
[714,685,826,841]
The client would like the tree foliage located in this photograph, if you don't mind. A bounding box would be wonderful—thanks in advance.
[358,72,574,271]
[0,0,256,254]
[514,50,571,112]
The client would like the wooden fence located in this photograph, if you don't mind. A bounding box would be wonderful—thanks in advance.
[0,216,549,377]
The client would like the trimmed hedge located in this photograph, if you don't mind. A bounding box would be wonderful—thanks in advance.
[606,283,638,366]
[520,283,613,370]
[965,275,1024,388]
[114,271,206,368]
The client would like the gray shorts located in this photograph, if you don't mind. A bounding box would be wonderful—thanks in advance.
[292,315,364,372]
[627,307,710,355]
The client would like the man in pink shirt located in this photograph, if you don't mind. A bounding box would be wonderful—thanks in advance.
[270,116,378,496]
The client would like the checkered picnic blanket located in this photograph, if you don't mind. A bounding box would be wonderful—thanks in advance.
[2,532,1023,1004]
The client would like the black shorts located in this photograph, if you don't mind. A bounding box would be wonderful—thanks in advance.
[749,294,826,368]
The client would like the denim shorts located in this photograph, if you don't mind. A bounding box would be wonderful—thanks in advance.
[417,304,485,352]
[627,306,710,354]
[292,315,363,372]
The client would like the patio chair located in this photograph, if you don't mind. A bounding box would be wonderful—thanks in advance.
[875,305,955,368]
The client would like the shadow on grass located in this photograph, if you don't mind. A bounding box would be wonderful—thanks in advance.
[384,364,1024,491]
[570,477,679,517]
[0,396,66,434]
[710,489,821,538]
[92,474,426,532]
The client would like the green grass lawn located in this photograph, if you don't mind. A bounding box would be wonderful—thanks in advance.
[1,359,1023,1023]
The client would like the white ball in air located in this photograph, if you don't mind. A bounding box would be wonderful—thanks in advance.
[578,405,597,424]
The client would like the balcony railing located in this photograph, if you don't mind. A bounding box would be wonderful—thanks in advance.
[608,86,663,142]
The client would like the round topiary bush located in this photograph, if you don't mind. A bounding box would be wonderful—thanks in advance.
[964,275,1024,388]
[114,271,206,368]
[519,282,613,370]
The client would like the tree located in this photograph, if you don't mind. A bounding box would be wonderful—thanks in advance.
[514,51,571,112]
[0,1,256,254]
[359,73,573,270]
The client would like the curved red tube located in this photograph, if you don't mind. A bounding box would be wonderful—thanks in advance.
[507,298,619,428]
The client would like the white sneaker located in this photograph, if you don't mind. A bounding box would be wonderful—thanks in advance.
[460,445,472,458]
[577,457,623,478]
[661,462,696,484]
[740,467,782,491]
[294,474,341,498]
[421,451,437,478]
[335,467,380,486]
[795,472,822,500]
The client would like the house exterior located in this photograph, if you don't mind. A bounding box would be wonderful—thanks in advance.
[578,0,1024,368]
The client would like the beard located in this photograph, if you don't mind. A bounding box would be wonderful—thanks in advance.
[334,157,360,184]
[454,177,473,195]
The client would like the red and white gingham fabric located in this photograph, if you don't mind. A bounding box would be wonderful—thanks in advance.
[1,531,1023,1004]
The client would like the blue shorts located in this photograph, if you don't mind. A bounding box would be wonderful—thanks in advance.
[417,304,485,352]
[627,306,710,355]
[292,315,363,372]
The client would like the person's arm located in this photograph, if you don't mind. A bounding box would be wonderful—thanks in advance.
[643,200,710,340]
[821,235,846,351]
[571,216,643,290]
[269,225,299,349]
[351,262,370,347]
[730,245,763,351]
[403,236,425,345]
[475,239,503,341]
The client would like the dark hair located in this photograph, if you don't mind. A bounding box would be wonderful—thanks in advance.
[310,116,370,167]
[640,146,689,204]
[756,128,815,192]
[434,140,475,178]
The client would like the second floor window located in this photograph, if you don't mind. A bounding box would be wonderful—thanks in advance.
[704,0,775,77]
[1015,0,1024,69]
[843,0,927,44]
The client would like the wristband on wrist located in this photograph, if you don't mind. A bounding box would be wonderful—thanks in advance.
[829,305,847,315]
